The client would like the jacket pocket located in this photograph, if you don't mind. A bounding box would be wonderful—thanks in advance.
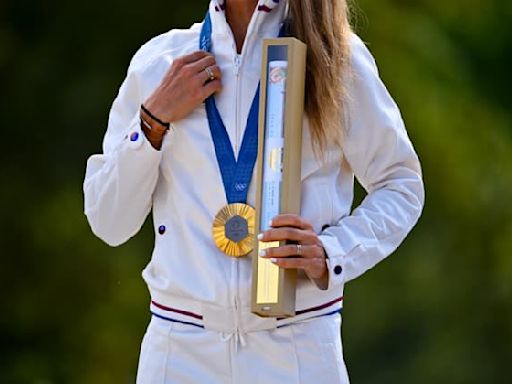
[136,316,175,384]
[290,314,349,384]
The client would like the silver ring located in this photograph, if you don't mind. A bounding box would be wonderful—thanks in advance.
[205,66,215,81]
[297,244,302,257]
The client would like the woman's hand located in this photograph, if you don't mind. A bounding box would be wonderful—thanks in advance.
[143,50,222,123]
[258,214,328,287]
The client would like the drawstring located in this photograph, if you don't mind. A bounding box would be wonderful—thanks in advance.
[219,296,246,351]
[220,329,247,352]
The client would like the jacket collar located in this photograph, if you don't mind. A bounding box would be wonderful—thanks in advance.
[208,0,288,41]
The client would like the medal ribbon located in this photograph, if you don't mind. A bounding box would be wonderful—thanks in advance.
[200,11,286,204]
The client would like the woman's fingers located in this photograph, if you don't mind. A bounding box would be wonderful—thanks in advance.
[258,227,319,245]
[201,79,223,100]
[144,50,222,123]
[270,214,313,231]
[258,214,328,281]
[177,50,210,66]
[269,257,326,279]
[197,64,222,84]
[259,244,323,259]
[188,54,216,75]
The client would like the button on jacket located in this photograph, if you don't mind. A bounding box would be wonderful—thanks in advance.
[83,0,424,330]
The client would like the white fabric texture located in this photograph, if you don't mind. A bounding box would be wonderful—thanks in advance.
[83,0,423,315]
[83,0,424,381]
[136,313,349,384]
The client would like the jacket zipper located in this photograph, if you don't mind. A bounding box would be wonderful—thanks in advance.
[224,31,243,312]
[234,54,241,157]
[233,52,242,318]
[225,10,262,321]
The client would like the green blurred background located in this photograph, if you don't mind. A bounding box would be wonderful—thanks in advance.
[1,0,511,382]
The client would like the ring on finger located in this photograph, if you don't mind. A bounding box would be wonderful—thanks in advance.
[204,66,215,81]
[296,244,302,257]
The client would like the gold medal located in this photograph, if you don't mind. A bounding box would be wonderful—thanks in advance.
[213,203,255,257]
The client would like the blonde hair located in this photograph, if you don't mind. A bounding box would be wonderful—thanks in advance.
[288,0,352,154]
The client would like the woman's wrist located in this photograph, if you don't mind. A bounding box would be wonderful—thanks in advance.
[139,105,171,150]
[140,104,172,128]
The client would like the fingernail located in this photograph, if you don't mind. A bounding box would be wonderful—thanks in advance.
[259,249,266,257]
[270,258,278,263]
[268,220,273,228]
[257,233,263,240]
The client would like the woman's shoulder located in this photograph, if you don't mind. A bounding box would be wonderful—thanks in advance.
[348,32,380,80]
[128,22,203,73]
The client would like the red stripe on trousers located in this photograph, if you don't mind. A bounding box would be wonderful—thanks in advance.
[151,301,204,320]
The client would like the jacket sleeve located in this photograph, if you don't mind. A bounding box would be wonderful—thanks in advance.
[83,53,163,247]
[318,35,425,288]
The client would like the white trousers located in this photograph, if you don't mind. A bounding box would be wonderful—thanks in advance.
[136,313,350,384]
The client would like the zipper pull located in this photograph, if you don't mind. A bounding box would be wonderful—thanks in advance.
[234,54,241,76]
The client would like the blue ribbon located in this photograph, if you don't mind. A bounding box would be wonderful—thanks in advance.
[200,11,285,204]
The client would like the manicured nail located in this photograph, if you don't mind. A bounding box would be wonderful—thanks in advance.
[259,249,266,257]
[257,233,263,240]
[270,258,278,263]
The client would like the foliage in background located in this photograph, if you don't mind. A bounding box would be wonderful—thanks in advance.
[1,0,511,383]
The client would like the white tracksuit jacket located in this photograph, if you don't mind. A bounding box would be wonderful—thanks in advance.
[84,0,424,381]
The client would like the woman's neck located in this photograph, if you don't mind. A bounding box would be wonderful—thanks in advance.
[225,0,258,53]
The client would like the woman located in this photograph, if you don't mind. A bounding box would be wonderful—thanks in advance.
[83,0,424,382]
